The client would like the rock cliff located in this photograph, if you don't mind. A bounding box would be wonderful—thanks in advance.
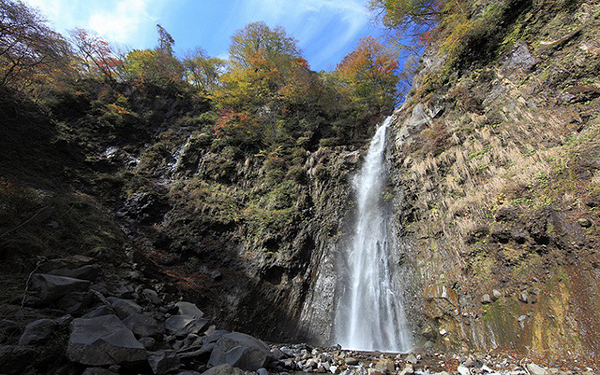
[386,0,600,358]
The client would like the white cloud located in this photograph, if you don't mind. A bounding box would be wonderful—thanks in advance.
[22,0,169,47]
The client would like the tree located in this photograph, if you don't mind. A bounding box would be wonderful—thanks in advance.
[123,49,182,85]
[182,48,225,93]
[334,37,400,111]
[0,0,72,92]
[370,0,441,31]
[122,25,182,86]
[156,24,174,56]
[69,27,121,81]
[228,22,301,69]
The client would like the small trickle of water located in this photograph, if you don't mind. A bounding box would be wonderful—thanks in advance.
[334,116,411,352]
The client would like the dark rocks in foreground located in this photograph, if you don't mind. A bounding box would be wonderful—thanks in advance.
[5,254,595,375]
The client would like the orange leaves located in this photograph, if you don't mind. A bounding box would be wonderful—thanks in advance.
[213,108,264,149]
[334,37,400,109]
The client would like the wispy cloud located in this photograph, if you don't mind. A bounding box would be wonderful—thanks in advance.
[22,0,379,71]
[235,0,371,68]
[23,0,169,47]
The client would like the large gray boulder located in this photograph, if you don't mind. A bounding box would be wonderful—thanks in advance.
[67,315,147,366]
[30,273,91,302]
[18,318,58,345]
[208,332,271,371]
[202,363,246,375]
[48,264,101,281]
[165,315,209,338]
[123,313,164,338]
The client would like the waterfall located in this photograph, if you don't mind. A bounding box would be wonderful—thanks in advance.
[334,116,411,352]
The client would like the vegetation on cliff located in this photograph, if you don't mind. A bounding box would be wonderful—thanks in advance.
[382,0,600,358]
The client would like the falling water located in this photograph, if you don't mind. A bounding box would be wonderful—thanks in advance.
[334,116,411,352]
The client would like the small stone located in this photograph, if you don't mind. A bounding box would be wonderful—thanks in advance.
[481,294,492,304]
[257,368,268,375]
[375,358,395,372]
[405,353,418,365]
[527,363,547,375]
[399,363,414,375]
[142,289,161,304]
[139,337,156,350]
[577,218,592,228]
[457,364,470,375]
[345,357,359,366]
[306,359,319,369]
[211,270,222,280]
[439,328,447,336]
[492,290,502,301]
[519,292,528,303]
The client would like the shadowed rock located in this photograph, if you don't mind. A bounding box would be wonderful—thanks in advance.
[30,273,91,302]
[208,332,271,371]
[67,315,147,366]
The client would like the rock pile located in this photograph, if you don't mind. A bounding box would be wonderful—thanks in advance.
[0,255,277,374]
[265,345,595,375]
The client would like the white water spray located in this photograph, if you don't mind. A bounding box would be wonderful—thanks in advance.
[334,116,411,352]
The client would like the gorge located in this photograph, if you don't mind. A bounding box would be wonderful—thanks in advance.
[1,0,600,373]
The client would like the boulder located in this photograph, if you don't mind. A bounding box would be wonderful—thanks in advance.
[526,363,547,375]
[519,292,529,303]
[175,301,204,317]
[108,297,143,319]
[148,350,181,375]
[82,305,114,318]
[18,318,58,345]
[67,315,147,366]
[30,273,91,302]
[139,337,156,350]
[123,313,164,338]
[208,332,271,371]
[56,291,93,314]
[405,354,418,365]
[375,358,395,372]
[165,315,209,338]
[457,364,470,375]
[202,363,246,375]
[491,290,502,301]
[142,289,162,304]
[40,255,96,273]
[399,363,414,375]
[0,345,35,374]
[481,294,492,304]
[48,264,101,281]
[82,368,119,375]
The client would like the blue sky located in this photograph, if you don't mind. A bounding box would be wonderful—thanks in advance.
[23,0,387,72]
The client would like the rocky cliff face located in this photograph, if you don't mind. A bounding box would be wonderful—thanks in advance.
[385,0,600,358]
